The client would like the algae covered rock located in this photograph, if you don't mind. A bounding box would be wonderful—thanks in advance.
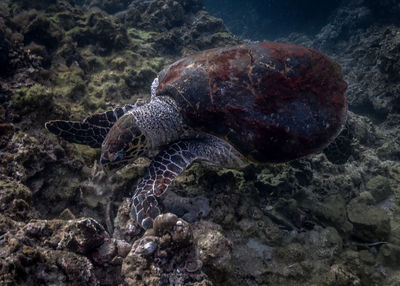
[347,198,391,242]
[0,179,34,221]
[162,191,211,223]
[20,217,109,254]
[366,175,394,203]
[192,221,233,273]
[82,0,131,14]
[67,9,129,54]
[0,217,117,285]
[0,235,99,285]
[12,84,54,116]
[303,194,353,234]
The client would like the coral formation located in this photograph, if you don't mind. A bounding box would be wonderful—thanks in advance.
[121,213,212,285]
[0,0,400,285]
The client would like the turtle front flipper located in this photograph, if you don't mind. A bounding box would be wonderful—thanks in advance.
[82,105,136,128]
[45,120,109,148]
[45,105,136,148]
[132,135,246,229]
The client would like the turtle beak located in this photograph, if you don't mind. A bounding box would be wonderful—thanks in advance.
[100,154,111,173]
[100,151,125,172]
[100,156,109,166]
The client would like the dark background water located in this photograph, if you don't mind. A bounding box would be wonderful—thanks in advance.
[203,0,343,40]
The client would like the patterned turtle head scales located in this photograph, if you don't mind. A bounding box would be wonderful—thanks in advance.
[100,114,147,170]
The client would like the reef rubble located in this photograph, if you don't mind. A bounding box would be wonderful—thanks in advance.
[0,0,400,285]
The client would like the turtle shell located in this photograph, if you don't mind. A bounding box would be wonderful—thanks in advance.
[155,42,347,163]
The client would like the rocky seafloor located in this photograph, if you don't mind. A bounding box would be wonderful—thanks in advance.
[0,0,400,285]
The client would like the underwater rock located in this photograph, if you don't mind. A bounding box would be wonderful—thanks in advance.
[82,0,132,14]
[347,198,391,242]
[67,10,129,54]
[123,0,238,55]
[377,138,400,161]
[0,178,34,221]
[322,23,400,119]
[0,216,122,285]
[377,243,400,268]
[12,84,54,116]
[11,0,59,11]
[91,238,117,264]
[0,123,14,149]
[1,0,400,284]
[303,194,353,234]
[0,235,99,285]
[162,191,211,223]
[113,198,142,243]
[324,263,362,286]
[192,221,232,273]
[366,175,394,203]
[0,33,10,73]
[121,213,212,285]
[326,249,387,286]
[58,208,76,220]
[125,0,201,32]
[184,10,238,51]
[20,217,109,254]
[323,119,355,165]
[23,14,63,52]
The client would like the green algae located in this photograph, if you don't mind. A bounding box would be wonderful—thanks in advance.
[12,84,53,114]
[63,10,129,53]
[216,168,248,192]
[256,166,290,190]
[75,144,101,164]
[52,67,86,101]
[127,28,158,44]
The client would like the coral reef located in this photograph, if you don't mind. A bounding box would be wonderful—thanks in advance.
[122,213,212,285]
[0,0,400,285]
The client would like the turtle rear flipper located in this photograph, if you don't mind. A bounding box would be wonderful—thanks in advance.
[45,104,136,148]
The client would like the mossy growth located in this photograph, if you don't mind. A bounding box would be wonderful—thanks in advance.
[84,69,124,111]
[65,10,128,53]
[127,28,158,44]
[110,57,127,71]
[81,51,164,111]
[209,32,235,44]
[23,14,64,51]
[12,84,53,114]
[0,179,32,203]
[75,144,101,164]
[52,67,86,101]
[257,167,288,188]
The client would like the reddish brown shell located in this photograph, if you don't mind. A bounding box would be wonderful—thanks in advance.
[156,42,347,163]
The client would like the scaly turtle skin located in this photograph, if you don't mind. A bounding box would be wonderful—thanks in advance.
[46,42,347,230]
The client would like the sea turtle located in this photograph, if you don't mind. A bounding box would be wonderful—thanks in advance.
[45,42,347,229]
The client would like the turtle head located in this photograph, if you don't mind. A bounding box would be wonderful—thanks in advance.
[100,114,147,171]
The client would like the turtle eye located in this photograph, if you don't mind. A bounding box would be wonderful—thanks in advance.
[109,139,124,154]
[120,131,133,142]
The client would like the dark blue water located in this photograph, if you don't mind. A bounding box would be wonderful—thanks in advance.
[204,0,343,40]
